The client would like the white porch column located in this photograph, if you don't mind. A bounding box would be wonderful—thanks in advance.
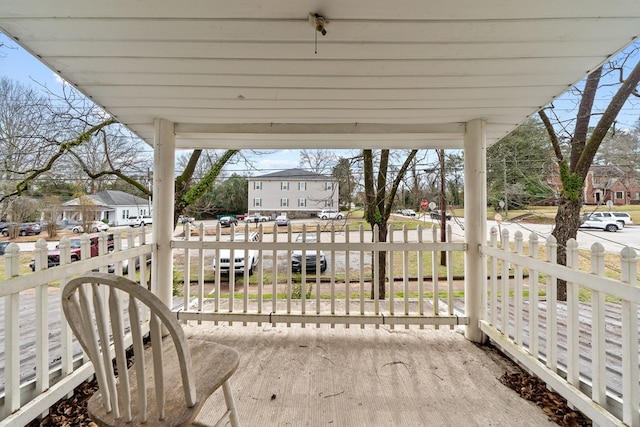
[464,119,487,343]
[153,118,175,308]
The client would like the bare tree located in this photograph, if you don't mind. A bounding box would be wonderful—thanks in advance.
[40,195,62,237]
[0,80,240,226]
[363,149,418,299]
[298,149,337,175]
[539,48,640,299]
[75,194,99,232]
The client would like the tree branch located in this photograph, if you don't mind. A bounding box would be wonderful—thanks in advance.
[0,118,117,202]
[538,109,563,162]
[176,149,238,213]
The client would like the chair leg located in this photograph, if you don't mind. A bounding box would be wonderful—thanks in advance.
[222,380,240,427]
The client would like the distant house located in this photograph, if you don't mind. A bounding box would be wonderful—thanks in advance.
[62,190,151,226]
[247,169,339,218]
[583,165,640,205]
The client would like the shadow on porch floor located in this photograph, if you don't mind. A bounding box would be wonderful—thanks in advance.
[187,323,557,426]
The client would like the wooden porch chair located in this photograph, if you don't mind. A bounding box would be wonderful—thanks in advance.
[62,272,240,426]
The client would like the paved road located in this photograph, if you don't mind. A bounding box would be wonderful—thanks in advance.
[8,217,640,255]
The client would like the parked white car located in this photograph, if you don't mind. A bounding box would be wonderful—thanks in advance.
[127,215,153,227]
[213,232,259,275]
[586,211,633,227]
[319,209,343,220]
[579,216,621,232]
[72,221,110,233]
[245,213,270,223]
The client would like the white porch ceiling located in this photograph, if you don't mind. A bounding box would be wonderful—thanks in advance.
[2,1,640,150]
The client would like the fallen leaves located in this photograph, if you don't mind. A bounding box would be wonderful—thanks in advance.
[501,371,592,427]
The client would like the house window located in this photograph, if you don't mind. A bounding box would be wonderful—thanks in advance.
[122,210,129,219]
[636,192,640,199]
[298,198,306,207]
[253,198,262,207]
[324,199,333,207]
[281,181,289,190]
[281,198,289,207]
[298,182,306,191]
[325,182,333,191]
[616,191,623,199]
[253,181,262,190]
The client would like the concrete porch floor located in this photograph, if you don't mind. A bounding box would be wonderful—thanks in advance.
[185,323,556,426]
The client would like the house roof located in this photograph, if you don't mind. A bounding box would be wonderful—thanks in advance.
[1,2,640,151]
[254,168,331,180]
[91,190,150,207]
[63,190,149,208]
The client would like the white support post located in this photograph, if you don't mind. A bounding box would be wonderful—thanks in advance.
[153,118,176,308]
[464,119,487,343]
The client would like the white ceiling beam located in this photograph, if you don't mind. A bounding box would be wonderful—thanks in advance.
[3,0,639,20]
[174,122,465,136]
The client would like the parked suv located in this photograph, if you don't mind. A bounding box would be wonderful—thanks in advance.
[213,232,259,275]
[585,211,632,227]
[291,233,327,273]
[127,215,152,227]
[319,209,343,220]
[30,233,115,271]
[1,222,42,237]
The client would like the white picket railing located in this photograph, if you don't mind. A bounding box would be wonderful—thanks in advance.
[0,229,152,426]
[3,222,639,426]
[481,227,640,427]
[172,222,467,328]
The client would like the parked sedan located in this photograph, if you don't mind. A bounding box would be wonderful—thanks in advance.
[0,241,10,255]
[430,210,452,220]
[275,215,289,226]
[72,221,110,233]
[292,233,327,273]
[219,216,238,227]
[579,216,620,232]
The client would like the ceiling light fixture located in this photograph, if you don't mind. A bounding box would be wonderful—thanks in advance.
[308,12,328,54]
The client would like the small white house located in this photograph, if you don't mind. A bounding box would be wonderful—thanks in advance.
[61,190,152,226]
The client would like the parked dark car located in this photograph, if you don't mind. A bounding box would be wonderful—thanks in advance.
[219,216,238,227]
[0,241,10,255]
[291,233,327,273]
[1,222,42,237]
[429,210,452,220]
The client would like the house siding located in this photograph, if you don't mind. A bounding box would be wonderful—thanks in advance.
[248,169,338,218]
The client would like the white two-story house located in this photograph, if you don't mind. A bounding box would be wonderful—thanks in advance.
[248,168,339,218]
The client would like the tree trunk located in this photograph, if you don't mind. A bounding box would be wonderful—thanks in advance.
[370,223,388,299]
[550,192,583,300]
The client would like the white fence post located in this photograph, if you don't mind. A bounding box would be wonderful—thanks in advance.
[514,231,523,346]
[620,246,639,427]
[565,239,580,388]
[590,242,607,406]
[545,235,558,372]
[528,232,540,359]
[500,228,510,336]
[488,227,498,326]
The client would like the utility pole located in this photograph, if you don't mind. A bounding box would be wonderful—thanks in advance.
[503,157,508,218]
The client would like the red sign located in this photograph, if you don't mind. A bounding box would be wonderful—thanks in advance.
[420,199,428,209]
